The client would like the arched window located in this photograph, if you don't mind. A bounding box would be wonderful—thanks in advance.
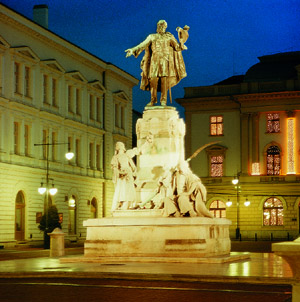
[263,197,283,226]
[267,145,281,175]
[209,200,226,218]
[91,197,97,218]
[68,195,76,235]
[206,145,227,177]
[15,191,25,241]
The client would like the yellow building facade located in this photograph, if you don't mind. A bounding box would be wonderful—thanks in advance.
[177,51,300,240]
[0,4,138,247]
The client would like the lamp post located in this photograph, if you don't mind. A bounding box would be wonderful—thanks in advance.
[232,173,241,240]
[34,138,74,247]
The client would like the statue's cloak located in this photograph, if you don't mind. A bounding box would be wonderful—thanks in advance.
[132,32,187,92]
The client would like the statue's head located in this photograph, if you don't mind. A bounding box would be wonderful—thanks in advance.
[157,20,167,34]
[115,142,126,153]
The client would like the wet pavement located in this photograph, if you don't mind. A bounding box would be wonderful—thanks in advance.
[0,248,295,302]
[0,250,293,282]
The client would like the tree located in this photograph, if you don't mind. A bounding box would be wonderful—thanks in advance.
[38,205,61,249]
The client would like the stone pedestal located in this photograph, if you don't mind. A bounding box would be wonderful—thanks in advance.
[136,106,185,202]
[83,217,231,262]
[272,238,300,302]
[48,228,65,257]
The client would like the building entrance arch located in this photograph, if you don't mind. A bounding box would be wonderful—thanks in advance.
[15,191,25,241]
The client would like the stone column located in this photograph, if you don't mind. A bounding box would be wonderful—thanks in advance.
[251,112,259,163]
[241,113,250,175]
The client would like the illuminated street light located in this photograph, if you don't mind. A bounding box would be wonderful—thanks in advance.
[226,199,232,207]
[244,199,251,207]
[38,183,46,195]
[65,151,74,160]
[49,184,58,196]
[34,138,74,248]
[232,178,239,185]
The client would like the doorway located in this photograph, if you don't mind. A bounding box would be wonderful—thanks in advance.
[15,191,25,241]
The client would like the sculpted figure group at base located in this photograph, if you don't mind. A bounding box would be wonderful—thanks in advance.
[111,141,213,218]
[125,20,189,107]
[151,160,213,218]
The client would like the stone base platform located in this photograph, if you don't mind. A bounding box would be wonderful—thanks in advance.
[81,217,233,262]
[61,252,250,264]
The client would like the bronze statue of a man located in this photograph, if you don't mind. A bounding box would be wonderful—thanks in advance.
[125,20,188,107]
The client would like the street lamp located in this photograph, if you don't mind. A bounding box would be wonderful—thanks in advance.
[34,138,74,247]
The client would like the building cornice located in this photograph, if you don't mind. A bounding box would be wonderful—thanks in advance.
[0,5,138,84]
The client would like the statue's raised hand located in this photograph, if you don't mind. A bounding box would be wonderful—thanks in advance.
[125,48,133,58]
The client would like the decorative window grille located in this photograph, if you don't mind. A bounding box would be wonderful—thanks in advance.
[267,145,280,175]
[266,113,280,133]
[210,155,224,177]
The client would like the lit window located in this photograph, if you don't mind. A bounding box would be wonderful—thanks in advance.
[263,197,283,226]
[267,145,280,175]
[267,113,280,133]
[210,115,223,136]
[209,200,226,218]
[210,155,223,177]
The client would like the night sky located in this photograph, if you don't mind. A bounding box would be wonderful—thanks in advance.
[1,0,300,116]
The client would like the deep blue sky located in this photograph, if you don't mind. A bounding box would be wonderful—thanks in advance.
[1,0,300,116]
